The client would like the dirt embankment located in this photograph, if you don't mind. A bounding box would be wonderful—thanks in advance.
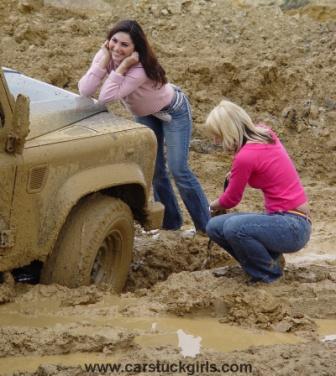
[1,0,336,182]
[1,0,336,375]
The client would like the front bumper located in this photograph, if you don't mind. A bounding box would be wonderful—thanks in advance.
[143,201,164,230]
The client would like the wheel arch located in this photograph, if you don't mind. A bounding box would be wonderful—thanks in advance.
[39,163,147,257]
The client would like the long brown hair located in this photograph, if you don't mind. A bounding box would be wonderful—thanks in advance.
[107,20,167,87]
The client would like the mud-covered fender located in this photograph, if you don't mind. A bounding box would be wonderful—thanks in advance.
[39,163,147,253]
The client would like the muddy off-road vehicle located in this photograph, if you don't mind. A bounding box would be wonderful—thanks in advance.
[0,67,163,292]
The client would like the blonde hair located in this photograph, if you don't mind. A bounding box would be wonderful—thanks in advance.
[204,100,274,153]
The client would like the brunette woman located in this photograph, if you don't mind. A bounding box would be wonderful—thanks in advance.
[79,20,209,233]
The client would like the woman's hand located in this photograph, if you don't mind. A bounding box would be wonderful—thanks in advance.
[97,41,111,69]
[209,199,226,216]
[122,52,140,68]
[209,199,227,217]
[116,52,140,75]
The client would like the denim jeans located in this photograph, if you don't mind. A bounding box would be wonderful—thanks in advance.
[206,211,311,282]
[135,90,210,232]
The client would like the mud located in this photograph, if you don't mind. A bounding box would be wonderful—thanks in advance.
[1,264,336,374]
[1,0,336,375]
[0,273,15,304]
[0,324,135,357]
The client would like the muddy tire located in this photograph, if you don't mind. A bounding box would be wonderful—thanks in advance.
[41,195,134,292]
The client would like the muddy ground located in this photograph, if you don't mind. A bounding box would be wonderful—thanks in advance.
[1,0,336,375]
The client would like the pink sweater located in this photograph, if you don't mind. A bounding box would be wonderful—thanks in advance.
[219,129,308,213]
[78,49,175,116]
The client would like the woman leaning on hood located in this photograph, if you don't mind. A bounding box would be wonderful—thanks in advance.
[204,99,311,284]
[78,19,210,234]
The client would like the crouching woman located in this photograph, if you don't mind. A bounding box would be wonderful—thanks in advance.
[204,100,311,283]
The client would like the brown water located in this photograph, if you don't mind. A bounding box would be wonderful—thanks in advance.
[1,291,336,375]
[316,319,336,336]
[0,313,318,375]
[2,316,336,374]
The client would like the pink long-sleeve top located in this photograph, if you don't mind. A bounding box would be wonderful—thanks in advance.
[78,49,175,117]
[219,128,308,213]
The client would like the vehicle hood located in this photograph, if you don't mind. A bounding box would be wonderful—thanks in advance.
[3,67,107,140]
[25,112,147,148]
[28,97,107,140]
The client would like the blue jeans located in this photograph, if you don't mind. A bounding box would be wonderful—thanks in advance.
[206,212,311,282]
[135,90,210,232]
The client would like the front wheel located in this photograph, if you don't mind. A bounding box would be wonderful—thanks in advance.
[41,195,134,293]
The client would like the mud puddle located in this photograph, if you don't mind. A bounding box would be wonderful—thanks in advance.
[1,315,336,375]
[316,319,336,337]
[0,315,305,375]
[0,311,305,349]
[133,316,305,350]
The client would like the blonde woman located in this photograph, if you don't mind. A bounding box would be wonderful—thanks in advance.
[204,100,311,283]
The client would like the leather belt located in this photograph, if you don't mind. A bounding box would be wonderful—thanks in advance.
[286,210,312,224]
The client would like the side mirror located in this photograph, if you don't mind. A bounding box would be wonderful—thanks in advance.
[6,94,30,154]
